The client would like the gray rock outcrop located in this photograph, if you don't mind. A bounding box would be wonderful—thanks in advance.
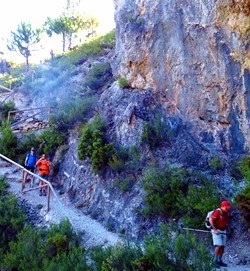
[113,0,250,154]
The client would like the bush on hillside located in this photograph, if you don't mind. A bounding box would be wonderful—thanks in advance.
[0,176,26,253]
[141,166,220,228]
[78,116,115,173]
[1,220,88,271]
[118,76,129,88]
[209,156,224,171]
[235,185,250,228]
[51,96,97,131]
[234,156,250,227]
[238,156,250,182]
[84,62,113,90]
[0,121,18,159]
[137,225,214,271]
[0,101,15,120]
[38,128,66,156]
[141,114,172,150]
[109,146,141,174]
[100,242,143,271]
[142,166,187,218]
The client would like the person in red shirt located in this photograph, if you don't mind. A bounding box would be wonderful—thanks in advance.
[209,200,232,267]
[36,154,51,196]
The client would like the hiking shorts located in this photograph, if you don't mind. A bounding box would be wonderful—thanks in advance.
[211,230,227,246]
[24,166,35,172]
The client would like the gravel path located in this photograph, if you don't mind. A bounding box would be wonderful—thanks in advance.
[0,159,122,248]
[1,159,250,270]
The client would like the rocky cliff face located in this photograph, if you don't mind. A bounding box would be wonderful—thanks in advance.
[113,0,250,154]
[49,0,250,249]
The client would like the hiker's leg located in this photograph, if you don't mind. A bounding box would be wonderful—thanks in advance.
[214,245,221,264]
[212,231,223,265]
[30,167,35,187]
[22,168,28,191]
[38,174,43,195]
[42,175,48,196]
[217,245,227,266]
[217,231,227,265]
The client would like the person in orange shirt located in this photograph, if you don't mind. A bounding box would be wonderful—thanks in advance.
[209,200,232,267]
[36,154,51,196]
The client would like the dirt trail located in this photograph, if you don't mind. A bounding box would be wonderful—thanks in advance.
[0,159,122,248]
[1,158,250,270]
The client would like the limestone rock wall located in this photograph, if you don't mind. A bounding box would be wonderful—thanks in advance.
[113,0,250,154]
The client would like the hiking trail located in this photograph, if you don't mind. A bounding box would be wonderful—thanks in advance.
[0,158,122,248]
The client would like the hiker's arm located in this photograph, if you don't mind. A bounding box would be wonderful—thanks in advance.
[36,159,42,166]
[209,217,218,234]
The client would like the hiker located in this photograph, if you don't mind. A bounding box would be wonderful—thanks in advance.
[22,147,37,189]
[36,154,51,196]
[209,200,232,267]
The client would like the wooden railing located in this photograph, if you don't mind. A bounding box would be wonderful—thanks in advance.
[0,85,16,105]
[0,153,61,212]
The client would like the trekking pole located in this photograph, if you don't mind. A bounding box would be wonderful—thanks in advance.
[182,227,211,233]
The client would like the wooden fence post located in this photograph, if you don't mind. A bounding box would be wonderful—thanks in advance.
[47,185,50,212]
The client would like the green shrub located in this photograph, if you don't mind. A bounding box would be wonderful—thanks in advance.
[0,121,18,159]
[64,30,116,65]
[1,220,88,271]
[78,116,115,173]
[0,72,24,89]
[234,156,250,227]
[51,97,97,131]
[183,181,220,227]
[0,101,16,120]
[84,62,113,90]
[0,176,26,253]
[38,128,66,156]
[141,114,172,149]
[89,246,113,271]
[238,156,250,182]
[118,76,129,88]
[141,166,187,217]
[235,185,250,227]
[142,166,220,228]
[109,146,141,173]
[112,176,135,193]
[137,224,214,271]
[45,220,80,258]
[43,247,89,271]
[100,242,143,271]
[2,226,43,270]
[108,154,125,172]
[209,156,224,170]
[0,175,9,196]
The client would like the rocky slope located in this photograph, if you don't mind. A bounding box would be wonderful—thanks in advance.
[113,0,250,154]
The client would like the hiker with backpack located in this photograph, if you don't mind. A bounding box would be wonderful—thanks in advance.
[36,153,51,196]
[22,147,37,189]
[208,200,232,267]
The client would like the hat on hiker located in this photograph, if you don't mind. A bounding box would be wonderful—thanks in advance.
[31,147,35,151]
[220,200,232,209]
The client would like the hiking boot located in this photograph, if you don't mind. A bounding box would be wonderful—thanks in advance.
[42,190,47,196]
[39,190,42,196]
[215,261,221,268]
[219,261,227,267]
